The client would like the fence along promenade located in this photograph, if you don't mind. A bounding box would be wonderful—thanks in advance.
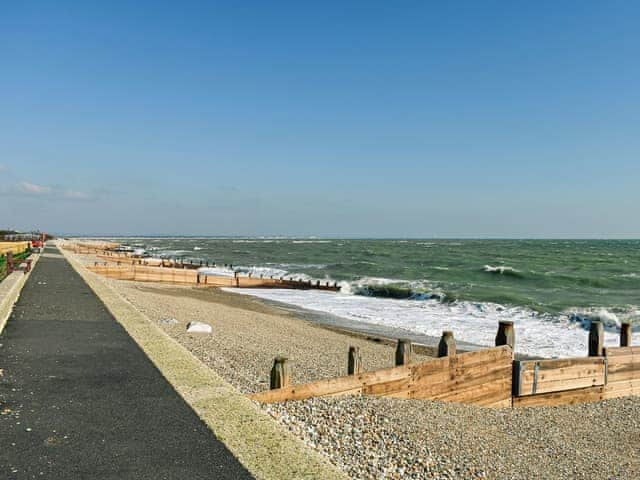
[252,320,639,408]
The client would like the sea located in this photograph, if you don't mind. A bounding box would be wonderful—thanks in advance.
[94,237,640,358]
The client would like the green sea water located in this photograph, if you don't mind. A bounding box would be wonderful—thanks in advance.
[106,238,640,321]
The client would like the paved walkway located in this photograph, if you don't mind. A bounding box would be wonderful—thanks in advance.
[0,246,253,479]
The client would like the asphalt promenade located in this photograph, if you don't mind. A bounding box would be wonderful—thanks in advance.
[0,245,253,479]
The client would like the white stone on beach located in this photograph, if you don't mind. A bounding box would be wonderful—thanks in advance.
[160,318,179,325]
[186,321,212,334]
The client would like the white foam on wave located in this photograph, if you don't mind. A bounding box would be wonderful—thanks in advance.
[198,267,235,278]
[483,265,519,274]
[291,240,333,244]
[223,288,639,358]
[337,276,414,295]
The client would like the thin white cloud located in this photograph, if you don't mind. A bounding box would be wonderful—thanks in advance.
[0,164,7,173]
[17,181,53,195]
[63,189,90,200]
[14,181,92,201]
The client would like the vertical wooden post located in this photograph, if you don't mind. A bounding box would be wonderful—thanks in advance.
[438,331,456,357]
[270,357,291,390]
[589,320,604,356]
[348,346,362,375]
[7,252,14,274]
[620,322,632,347]
[495,321,515,350]
[395,339,412,366]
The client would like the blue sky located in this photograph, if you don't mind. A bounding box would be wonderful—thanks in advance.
[1,1,638,237]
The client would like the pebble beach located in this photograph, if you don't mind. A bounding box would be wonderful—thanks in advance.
[74,251,640,479]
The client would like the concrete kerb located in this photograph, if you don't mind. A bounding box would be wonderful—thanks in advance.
[0,252,41,335]
[59,245,347,480]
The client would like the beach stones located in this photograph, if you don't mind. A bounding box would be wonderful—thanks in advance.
[160,317,179,325]
[186,321,212,334]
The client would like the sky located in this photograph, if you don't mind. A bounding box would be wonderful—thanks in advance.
[1,1,639,237]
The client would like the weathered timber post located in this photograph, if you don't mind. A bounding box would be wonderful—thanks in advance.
[316,280,320,287]
[348,346,363,375]
[395,339,412,366]
[438,331,456,357]
[495,321,515,350]
[270,357,291,389]
[620,322,632,347]
[589,320,604,356]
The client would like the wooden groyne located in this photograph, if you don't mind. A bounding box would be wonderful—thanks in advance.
[64,241,341,291]
[251,320,639,408]
[60,241,119,254]
[87,264,341,291]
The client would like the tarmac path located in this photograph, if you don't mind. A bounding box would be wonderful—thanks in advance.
[0,245,253,479]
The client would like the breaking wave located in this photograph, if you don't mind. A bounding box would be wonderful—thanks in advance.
[482,265,523,278]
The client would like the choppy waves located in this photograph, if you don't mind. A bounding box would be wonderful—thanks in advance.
[483,265,523,277]
[226,287,639,358]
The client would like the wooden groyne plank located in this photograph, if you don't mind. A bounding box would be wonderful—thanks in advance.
[250,346,513,408]
[513,386,606,407]
[514,357,606,397]
[603,346,640,399]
